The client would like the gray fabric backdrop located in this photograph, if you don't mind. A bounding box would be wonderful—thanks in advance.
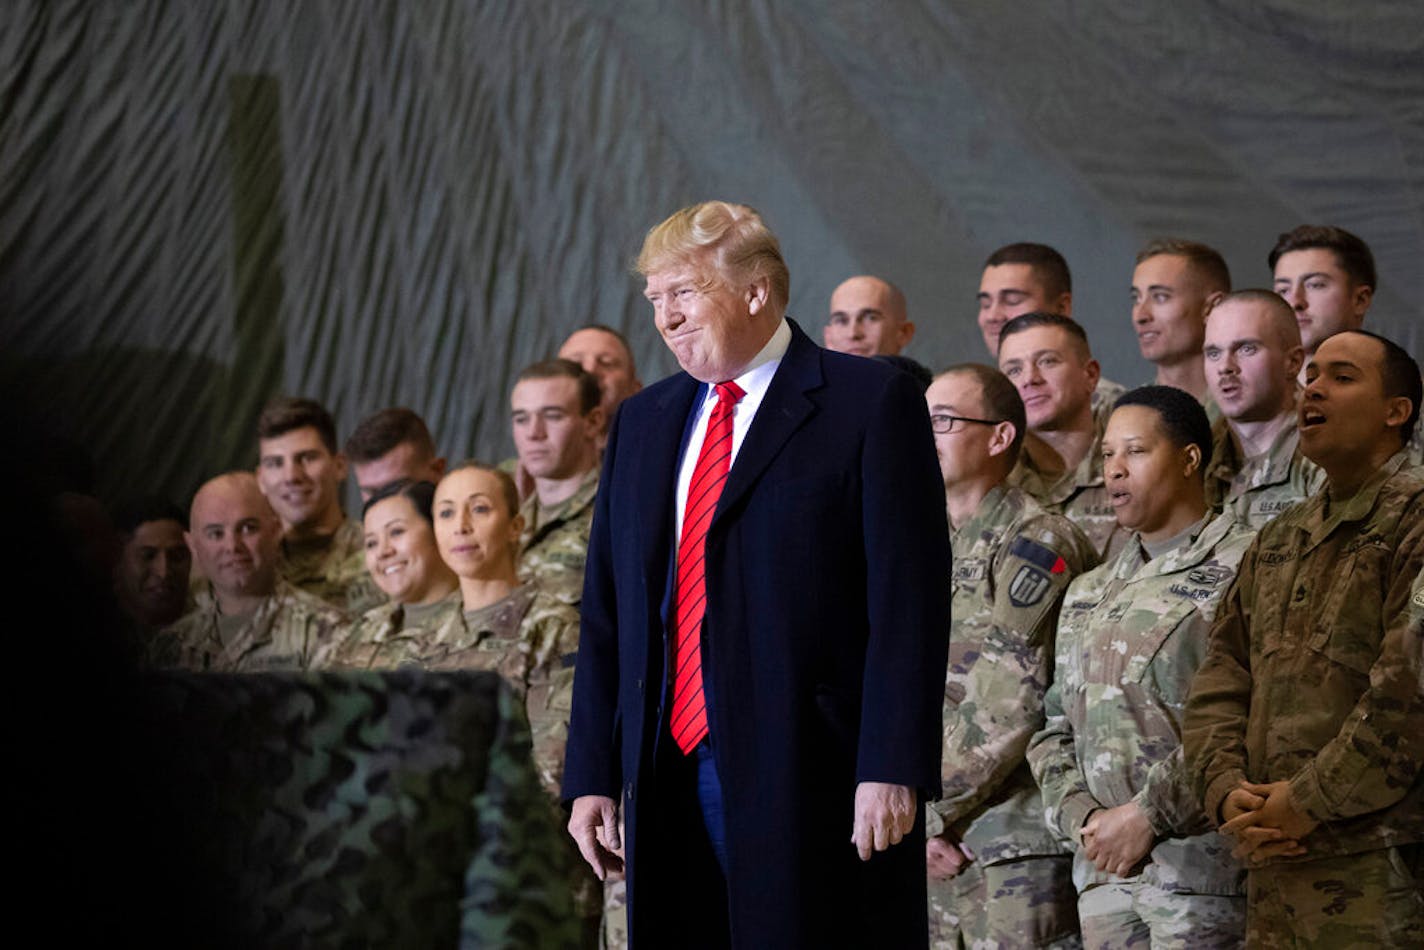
[3,1,1421,508]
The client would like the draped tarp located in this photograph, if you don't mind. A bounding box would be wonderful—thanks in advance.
[3,0,1421,507]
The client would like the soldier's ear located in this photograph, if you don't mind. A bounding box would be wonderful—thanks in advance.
[1181,442,1202,478]
[987,420,1017,459]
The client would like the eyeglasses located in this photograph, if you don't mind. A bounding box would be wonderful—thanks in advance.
[928,413,1004,434]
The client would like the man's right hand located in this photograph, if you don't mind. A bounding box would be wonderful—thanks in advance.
[569,794,624,880]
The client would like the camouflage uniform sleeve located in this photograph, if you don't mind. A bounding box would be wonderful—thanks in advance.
[304,603,353,670]
[1289,515,1424,823]
[932,525,1092,827]
[1027,574,1104,841]
[522,598,582,800]
[1132,746,1210,837]
[1183,553,1257,827]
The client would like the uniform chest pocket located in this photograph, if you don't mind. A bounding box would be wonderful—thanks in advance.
[1304,543,1390,677]
[1083,593,1199,692]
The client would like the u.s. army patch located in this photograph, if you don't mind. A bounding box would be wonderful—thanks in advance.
[1008,564,1052,607]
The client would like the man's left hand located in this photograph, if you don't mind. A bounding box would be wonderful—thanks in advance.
[851,782,917,861]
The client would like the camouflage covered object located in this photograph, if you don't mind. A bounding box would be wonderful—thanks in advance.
[1203,415,1323,530]
[278,517,384,613]
[1029,511,1255,941]
[518,468,598,606]
[927,484,1096,948]
[137,669,582,948]
[1185,453,1424,943]
[151,578,348,671]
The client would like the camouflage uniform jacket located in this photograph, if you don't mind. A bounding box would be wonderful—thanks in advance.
[1204,413,1324,530]
[517,467,598,606]
[1091,376,1127,416]
[151,579,349,672]
[322,590,464,670]
[1185,452,1424,862]
[928,484,1099,865]
[278,518,383,614]
[1028,509,1255,896]
[1009,410,1126,561]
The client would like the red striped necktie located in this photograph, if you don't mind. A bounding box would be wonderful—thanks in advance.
[669,380,746,754]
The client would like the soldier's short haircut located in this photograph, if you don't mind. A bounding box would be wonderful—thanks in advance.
[257,396,339,454]
[1268,225,1377,291]
[1114,385,1214,473]
[937,363,1028,466]
[1211,289,1301,349]
[516,358,600,415]
[1342,330,1421,447]
[361,478,439,524]
[998,311,1093,358]
[112,496,188,535]
[442,461,520,518]
[345,408,438,465]
[983,243,1072,300]
[1135,238,1232,294]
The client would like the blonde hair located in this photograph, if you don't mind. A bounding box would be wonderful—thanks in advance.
[635,201,790,313]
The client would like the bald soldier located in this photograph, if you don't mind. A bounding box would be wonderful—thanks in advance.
[153,472,347,671]
[824,275,915,357]
[924,364,1097,949]
[1202,290,1324,528]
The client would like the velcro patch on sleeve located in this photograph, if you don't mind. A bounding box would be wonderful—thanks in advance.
[1008,535,1067,574]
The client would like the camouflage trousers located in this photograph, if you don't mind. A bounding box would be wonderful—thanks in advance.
[1077,879,1245,949]
[1246,845,1424,949]
[928,855,1082,949]
[601,875,628,950]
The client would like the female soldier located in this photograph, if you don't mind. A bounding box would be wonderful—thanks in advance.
[1028,386,1254,947]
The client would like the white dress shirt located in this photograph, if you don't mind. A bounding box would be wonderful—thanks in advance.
[674,318,792,541]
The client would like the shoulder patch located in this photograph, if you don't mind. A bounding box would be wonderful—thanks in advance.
[1008,564,1053,608]
[1008,536,1068,574]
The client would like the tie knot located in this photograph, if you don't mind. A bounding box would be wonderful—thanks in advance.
[715,380,746,404]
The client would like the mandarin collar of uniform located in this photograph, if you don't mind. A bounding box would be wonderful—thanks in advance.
[953,483,1012,548]
[1307,449,1411,549]
[1119,509,1237,581]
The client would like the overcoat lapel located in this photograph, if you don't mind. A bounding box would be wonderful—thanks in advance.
[713,323,823,531]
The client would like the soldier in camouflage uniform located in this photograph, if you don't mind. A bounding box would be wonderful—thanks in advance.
[1129,239,1231,407]
[150,472,347,671]
[255,395,383,613]
[999,313,1127,560]
[924,365,1099,948]
[1185,331,1424,947]
[434,461,600,945]
[511,359,604,606]
[1201,291,1325,530]
[321,479,461,667]
[1028,386,1254,948]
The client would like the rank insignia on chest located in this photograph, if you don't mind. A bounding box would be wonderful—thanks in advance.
[1186,565,1233,587]
[1414,588,1424,609]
